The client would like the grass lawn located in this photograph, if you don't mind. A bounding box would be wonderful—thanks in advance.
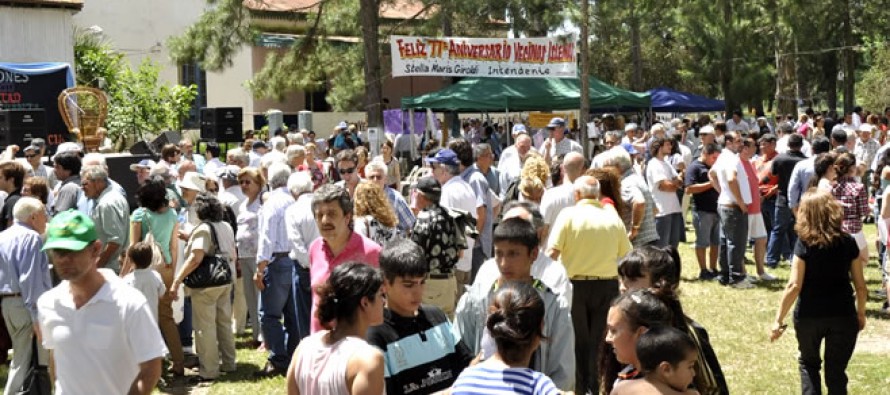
[2,225,888,394]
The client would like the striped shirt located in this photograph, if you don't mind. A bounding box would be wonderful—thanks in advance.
[451,365,560,395]
[256,187,295,262]
[384,186,415,234]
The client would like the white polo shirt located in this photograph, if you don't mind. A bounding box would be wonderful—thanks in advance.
[712,151,752,206]
[441,176,478,272]
[38,270,167,395]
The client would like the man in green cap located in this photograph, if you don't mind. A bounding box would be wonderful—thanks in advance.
[36,210,167,394]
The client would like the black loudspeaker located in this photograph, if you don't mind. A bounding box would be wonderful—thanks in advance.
[105,154,151,211]
[151,131,181,154]
[129,141,158,159]
[200,107,243,143]
[0,109,47,154]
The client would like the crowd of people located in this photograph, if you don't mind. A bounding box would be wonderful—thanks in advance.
[0,110,880,394]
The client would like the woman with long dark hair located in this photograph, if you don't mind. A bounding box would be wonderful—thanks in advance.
[770,189,867,394]
[451,281,561,395]
[600,289,673,394]
[287,262,385,395]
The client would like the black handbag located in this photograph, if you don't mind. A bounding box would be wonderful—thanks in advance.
[15,338,51,395]
[183,222,233,289]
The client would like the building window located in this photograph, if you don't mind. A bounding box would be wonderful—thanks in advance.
[179,63,207,129]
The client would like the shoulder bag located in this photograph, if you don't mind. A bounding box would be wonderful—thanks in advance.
[183,222,233,289]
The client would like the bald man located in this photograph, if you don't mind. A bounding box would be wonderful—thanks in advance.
[540,152,586,230]
[497,133,533,200]
[546,175,631,394]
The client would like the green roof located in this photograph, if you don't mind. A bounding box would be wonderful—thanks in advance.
[401,76,650,111]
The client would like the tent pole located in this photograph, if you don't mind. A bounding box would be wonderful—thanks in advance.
[409,108,416,160]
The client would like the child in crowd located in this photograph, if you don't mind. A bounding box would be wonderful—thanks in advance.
[366,238,473,395]
[611,326,701,395]
[122,242,167,322]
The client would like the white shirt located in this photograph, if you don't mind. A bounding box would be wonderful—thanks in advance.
[440,176,478,272]
[203,157,225,176]
[776,135,812,157]
[218,185,246,219]
[712,152,752,206]
[473,251,573,307]
[725,119,750,132]
[256,187,295,262]
[123,268,166,322]
[38,270,167,395]
[645,157,682,216]
[540,183,575,226]
[285,193,320,268]
[539,137,583,161]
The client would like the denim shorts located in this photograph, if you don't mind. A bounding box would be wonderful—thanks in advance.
[693,209,720,248]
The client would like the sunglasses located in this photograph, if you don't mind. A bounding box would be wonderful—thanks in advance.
[338,167,356,175]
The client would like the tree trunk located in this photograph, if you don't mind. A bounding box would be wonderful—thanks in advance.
[580,0,591,157]
[360,0,383,131]
[720,0,734,113]
[629,3,643,91]
[842,0,855,113]
[772,0,797,116]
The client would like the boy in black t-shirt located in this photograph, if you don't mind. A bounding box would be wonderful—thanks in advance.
[366,239,473,395]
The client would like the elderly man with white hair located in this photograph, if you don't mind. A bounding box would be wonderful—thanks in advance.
[283,172,318,342]
[0,197,51,394]
[81,165,130,273]
[596,147,660,247]
[286,145,307,171]
[77,153,126,215]
[254,163,299,377]
[226,148,249,169]
[546,175,632,394]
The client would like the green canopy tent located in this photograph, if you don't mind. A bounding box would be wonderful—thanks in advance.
[401,76,650,111]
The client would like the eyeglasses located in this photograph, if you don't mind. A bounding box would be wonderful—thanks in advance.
[338,167,356,175]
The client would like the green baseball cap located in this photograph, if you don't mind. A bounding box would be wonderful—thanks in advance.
[42,210,98,251]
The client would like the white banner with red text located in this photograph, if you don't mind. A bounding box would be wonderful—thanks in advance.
[390,35,577,78]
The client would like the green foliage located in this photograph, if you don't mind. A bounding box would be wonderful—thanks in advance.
[74,29,197,146]
[857,44,890,113]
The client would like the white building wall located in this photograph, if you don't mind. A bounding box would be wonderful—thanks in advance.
[0,7,76,65]
[206,48,255,129]
[72,0,206,85]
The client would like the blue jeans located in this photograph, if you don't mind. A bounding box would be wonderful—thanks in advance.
[178,297,193,348]
[718,205,748,284]
[654,212,684,249]
[767,204,796,267]
[294,265,311,341]
[260,256,299,369]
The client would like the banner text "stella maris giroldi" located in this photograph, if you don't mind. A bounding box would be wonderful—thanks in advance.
[390,36,577,78]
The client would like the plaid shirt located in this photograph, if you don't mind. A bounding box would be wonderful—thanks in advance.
[831,176,868,234]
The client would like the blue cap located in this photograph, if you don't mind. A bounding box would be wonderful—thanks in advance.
[547,117,566,128]
[511,124,528,135]
[621,142,638,155]
[427,149,460,167]
[337,121,349,130]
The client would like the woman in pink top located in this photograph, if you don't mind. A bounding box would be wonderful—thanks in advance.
[286,262,386,395]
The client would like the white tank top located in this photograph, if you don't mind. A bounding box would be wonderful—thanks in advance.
[294,330,380,395]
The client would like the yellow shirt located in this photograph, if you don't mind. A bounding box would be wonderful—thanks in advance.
[547,199,632,278]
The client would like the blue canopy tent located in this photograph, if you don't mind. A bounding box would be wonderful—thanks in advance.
[648,87,725,112]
